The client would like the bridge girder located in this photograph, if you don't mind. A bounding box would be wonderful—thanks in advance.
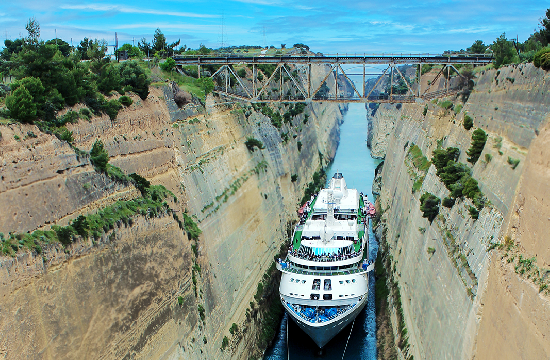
[174,54,490,103]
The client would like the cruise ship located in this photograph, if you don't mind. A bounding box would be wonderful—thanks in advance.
[276,172,375,348]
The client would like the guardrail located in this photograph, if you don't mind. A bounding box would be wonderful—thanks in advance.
[174,54,493,65]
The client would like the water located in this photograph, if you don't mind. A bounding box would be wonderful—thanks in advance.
[264,103,382,360]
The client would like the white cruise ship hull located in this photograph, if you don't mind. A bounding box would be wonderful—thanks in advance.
[283,292,369,348]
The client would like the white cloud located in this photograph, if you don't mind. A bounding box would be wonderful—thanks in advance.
[60,4,219,18]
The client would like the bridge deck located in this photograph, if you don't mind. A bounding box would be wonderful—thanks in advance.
[174,54,492,65]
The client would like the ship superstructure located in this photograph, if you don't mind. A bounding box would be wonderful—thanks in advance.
[277,172,375,348]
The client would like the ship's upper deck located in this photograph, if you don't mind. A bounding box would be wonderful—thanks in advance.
[312,173,359,214]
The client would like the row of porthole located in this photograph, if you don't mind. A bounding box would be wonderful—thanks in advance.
[339,279,356,284]
[287,293,356,298]
[290,278,356,284]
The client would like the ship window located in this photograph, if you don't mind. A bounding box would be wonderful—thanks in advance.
[324,279,332,291]
[346,280,350,284]
[302,280,306,284]
[339,280,344,284]
[310,294,320,300]
[339,295,343,297]
[290,278,294,282]
[352,279,356,283]
[312,279,321,290]
[323,294,332,300]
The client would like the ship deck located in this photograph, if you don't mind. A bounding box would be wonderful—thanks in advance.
[293,195,366,252]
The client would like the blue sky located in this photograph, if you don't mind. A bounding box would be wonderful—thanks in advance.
[0,0,547,53]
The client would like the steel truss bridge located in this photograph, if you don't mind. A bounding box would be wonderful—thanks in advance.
[174,54,492,103]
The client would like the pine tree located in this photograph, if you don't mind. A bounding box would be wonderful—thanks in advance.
[6,86,37,123]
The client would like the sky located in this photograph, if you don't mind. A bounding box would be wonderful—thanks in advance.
[0,0,547,54]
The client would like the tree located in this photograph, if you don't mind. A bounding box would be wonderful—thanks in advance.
[160,57,176,71]
[45,38,72,57]
[467,128,487,164]
[25,17,40,46]
[420,192,440,223]
[77,38,93,60]
[6,86,37,123]
[119,61,150,100]
[539,8,550,45]
[97,63,122,94]
[87,39,108,62]
[491,33,518,68]
[467,40,487,54]
[152,28,167,54]
[1,39,25,60]
[431,147,460,175]
[167,39,181,57]
[90,140,109,171]
[138,38,152,57]
[463,114,474,130]
[117,43,144,58]
[10,77,45,105]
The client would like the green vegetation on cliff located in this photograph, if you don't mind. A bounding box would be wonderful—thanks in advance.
[420,192,440,223]
[466,128,487,164]
[1,184,173,256]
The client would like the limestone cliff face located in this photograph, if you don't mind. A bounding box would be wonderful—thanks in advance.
[0,84,345,359]
[371,63,550,359]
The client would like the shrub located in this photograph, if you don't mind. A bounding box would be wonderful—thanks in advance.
[297,141,302,152]
[6,86,37,123]
[431,147,460,175]
[103,99,122,120]
[198,304,206,321]
[463,114,473,130]
[178,296,184,306]
[56,127,74,144]
[129,173,151,194]
[160,57,176,72]
[412,178,423,193]
[79,108,92,118]
[183,213,202,240]
[237,68,247,78]
[221,336,229,350]
[485,153,493,163]
[229,323,238,335]
[438,100,453,110]
[419,192,440,223]
[427,247,436,255]
[73,215,90,238]
[467,129,487,164]
[90,140,109,171]
[423,105,428,116]
[408,144,431,172]
[119,60,151,100]
[534,47,550,70]
[245,137,264,151]
[291,174,297,182]
[507,156,520,169]
[119,95,133,106]
[442,197,455,208]
[468,206,479,220]
[454,104,463,114]
[53,225,76,245]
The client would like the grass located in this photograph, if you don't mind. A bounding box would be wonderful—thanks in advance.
[408,145,431,172]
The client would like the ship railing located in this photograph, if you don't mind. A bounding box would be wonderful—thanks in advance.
[276,262,369,276]
[286,302,356,323]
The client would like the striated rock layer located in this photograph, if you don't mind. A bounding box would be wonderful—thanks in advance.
[370,63,550,360]
[0,81,346,359]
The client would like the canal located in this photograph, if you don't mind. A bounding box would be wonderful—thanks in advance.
[264,101,382,360]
